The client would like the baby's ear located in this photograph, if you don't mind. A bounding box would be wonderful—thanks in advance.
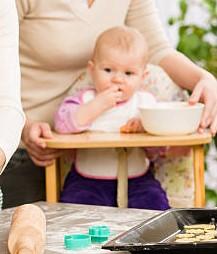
[87,60,94,74]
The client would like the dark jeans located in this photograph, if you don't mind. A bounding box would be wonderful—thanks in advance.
[0,149,45,208]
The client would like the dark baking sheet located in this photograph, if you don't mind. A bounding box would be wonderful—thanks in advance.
[102,208,217,253]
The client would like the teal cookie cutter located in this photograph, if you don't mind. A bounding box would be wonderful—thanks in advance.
[64,233,91,250]
[88,225,110,243]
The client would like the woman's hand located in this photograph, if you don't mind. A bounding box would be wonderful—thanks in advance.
[189,75,217,135]
[22,121,62,167]
[120,118,144,133]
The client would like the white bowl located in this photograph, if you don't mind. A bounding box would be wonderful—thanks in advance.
[139,102,204,136]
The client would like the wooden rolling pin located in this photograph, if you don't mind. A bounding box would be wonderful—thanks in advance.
[8,204,46,254]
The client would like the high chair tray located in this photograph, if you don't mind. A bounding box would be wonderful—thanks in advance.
[102,208,217,253]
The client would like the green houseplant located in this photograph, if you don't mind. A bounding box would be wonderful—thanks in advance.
[168,0,217,205]
[168,0,217,76]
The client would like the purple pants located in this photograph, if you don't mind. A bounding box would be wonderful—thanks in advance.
[60,164,170,210]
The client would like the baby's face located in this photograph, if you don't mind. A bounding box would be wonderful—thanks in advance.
[89,48,146,102]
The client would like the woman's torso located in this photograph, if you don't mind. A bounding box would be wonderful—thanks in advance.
[17,0,171,125]
[17,0,130,125]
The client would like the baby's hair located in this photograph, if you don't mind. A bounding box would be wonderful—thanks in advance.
[92,26,148,64]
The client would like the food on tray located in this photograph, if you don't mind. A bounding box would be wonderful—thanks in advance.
[196,234,215,241]
[175,222,217,243]
[176,233,195,239]
[185,229,204,234]
[205,229,216,233]
[184,224,215,230]
[200,238,217,242]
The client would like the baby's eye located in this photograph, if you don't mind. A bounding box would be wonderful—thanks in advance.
[104,68,111,73]
[125,71,133,76]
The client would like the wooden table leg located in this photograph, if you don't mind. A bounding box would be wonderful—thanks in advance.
[45,159,59,203]
[193,145,205,207]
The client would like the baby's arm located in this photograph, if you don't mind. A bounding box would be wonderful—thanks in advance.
[54,91,105,134]
[74,86,123,130]
[54,86,122,134]
[54,93,88,134]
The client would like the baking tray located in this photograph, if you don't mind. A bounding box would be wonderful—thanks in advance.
[102,208,217,253]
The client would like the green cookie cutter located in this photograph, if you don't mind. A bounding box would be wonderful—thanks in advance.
[89,225,110,243]
[64,233,91,250]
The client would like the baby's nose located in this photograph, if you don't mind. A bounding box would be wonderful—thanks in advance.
[112,72,124,83]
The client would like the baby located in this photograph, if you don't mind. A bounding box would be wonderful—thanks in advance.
[54,26,169,210]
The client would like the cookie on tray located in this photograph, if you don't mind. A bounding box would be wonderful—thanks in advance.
[184,224,215,230]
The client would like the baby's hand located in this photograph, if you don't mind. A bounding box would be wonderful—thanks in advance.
[96,86,123,110]
[120,118,144,133]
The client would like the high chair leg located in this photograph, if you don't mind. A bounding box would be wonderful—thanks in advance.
[45,160,60,203]
[193,145,205,207]
[117,148,128,208]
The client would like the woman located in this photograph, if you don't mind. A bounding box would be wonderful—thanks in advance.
[1,0,216,208]
[0,0,25,207]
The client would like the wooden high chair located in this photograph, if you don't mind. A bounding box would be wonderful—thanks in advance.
[44,131,211,208]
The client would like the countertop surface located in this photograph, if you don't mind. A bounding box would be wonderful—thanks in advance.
[0,202,159,254]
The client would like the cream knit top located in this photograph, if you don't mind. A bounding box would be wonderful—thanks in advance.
[16,0,174,127]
